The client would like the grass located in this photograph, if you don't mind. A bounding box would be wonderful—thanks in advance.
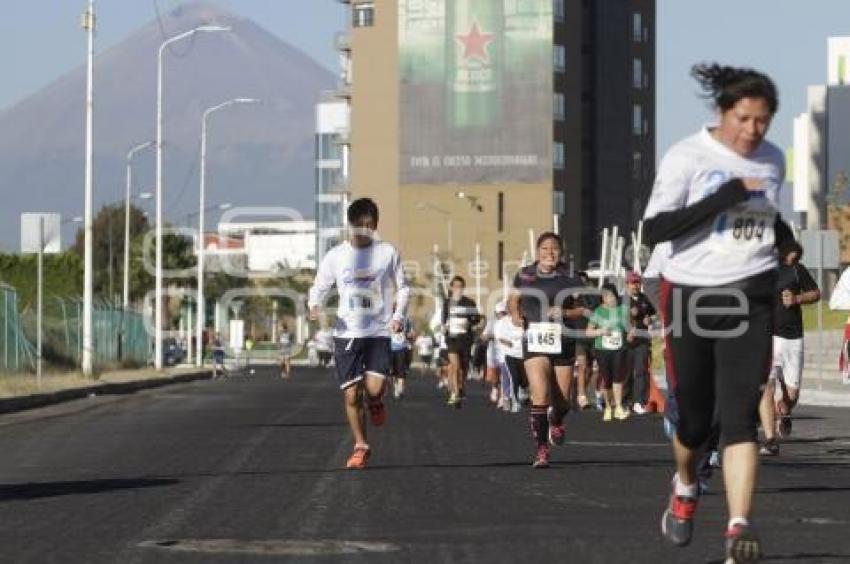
[0,366,203,399]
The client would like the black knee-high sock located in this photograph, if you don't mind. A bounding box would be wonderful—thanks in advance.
[529,404,550,447]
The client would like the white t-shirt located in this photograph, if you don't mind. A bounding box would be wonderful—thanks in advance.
[308,240,410,339]
[494,317,524,360]
[314,329,334,352]
[415,335,435,356]
[643,127,785,286]
[830,267,850,310]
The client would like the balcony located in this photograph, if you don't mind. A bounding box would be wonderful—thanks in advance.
[335,32,351,52]
[335,82,351,100]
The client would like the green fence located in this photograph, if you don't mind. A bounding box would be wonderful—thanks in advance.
[2,284,150,373]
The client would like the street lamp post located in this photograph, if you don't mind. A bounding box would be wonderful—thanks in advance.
[81,0,95,377]
[155,25,230,371]
[196,98,259,367]
[124,142,153,308]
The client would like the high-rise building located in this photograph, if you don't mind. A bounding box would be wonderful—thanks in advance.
[315,91,351,264]
[794,36,850,241]
[336,0,655,298]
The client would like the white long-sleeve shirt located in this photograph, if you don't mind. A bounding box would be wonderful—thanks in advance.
[643,126,785,286]
[308,240,410,339]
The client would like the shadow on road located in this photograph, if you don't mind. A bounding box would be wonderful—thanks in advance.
[0,478,179,501]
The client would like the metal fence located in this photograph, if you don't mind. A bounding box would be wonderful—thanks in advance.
[2,284,150,373]
[1,284,36,371]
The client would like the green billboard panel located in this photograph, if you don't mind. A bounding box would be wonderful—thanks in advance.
[399,0,553,185]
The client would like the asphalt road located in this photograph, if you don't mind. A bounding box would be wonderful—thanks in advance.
[1,366,849,563]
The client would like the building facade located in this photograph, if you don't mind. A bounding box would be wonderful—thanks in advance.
[315,92,351,265]
[337,0,655,300]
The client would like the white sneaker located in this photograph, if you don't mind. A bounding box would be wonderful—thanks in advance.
[510,398,521,413]
[490,387,500,404]
[633,403,647,415]
[437,379,447,389]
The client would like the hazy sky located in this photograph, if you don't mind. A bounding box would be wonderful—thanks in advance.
[1,0,849,156]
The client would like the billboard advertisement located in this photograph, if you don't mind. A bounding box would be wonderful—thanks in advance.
[399,0,553,185]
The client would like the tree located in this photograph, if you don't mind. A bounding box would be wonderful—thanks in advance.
[72,204,150,302]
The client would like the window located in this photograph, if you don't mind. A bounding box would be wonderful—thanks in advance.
[353,3,374,28]
[498,241,504,281]
[553,92,565,121]
[632,151,642,180]
[633,58,643,89]
[498,192,505,233]
[554,45,566,73]
[553,142,565,170]
[553,191,565,214]
[554,0,565,22]
[633,104,643,136]
[632,12,643,42]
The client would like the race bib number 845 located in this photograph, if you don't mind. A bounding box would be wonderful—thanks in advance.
[526,322,562,354]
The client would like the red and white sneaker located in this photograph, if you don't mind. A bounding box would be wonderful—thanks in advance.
[346,445,370,470]
[661,476,699,547]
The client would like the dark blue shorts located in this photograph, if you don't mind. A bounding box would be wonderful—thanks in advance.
[333,337,391,390]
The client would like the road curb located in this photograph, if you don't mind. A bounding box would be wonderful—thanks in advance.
[0,370,212,415]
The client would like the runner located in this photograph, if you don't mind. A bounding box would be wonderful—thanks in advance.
[211,332,225,379]
[435,330,450,389]
[480,314,502,405]
[308,197,409,470]
[759,240,820,455]
[315,325,334,367]
[624,272,657,414]
[390,314,413,399]
[415,331,435,377]
[494,300,524,412]
[509,232,584,468]
[644,63,791,562]
[573,272,600,410]
[442,276,481,408]
[585,283,631,422]
[278,323,295,379]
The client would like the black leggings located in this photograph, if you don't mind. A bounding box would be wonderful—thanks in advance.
[661,275,773,448]
[595,349,625,389]
[505,356,528,397]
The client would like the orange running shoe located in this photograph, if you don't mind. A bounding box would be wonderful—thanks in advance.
[346,446,370,469]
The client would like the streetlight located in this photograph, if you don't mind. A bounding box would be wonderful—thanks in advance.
[197,98,259,366]
[81,0,95,376]
[416,202,453,254]
[155,24,231,371]
[455,191,484,212]
[124,142,153,308]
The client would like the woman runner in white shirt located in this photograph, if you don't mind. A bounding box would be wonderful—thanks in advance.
[645,63,794,563]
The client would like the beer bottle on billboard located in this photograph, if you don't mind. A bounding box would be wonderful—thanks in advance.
[399,0,446,84]
[447,0,503,129]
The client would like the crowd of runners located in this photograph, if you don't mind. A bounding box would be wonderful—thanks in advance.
[300,63,825,563]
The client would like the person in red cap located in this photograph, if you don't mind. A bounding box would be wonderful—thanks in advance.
[625,271,657,414]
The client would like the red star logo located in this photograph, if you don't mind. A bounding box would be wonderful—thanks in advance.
[455,21,494,62]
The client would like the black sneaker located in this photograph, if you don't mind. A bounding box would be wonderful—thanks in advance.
[725,522,762,563]
[777,416,792,438]
[759,439,779,456]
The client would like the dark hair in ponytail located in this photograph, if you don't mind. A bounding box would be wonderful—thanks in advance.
[691,63,778,114]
